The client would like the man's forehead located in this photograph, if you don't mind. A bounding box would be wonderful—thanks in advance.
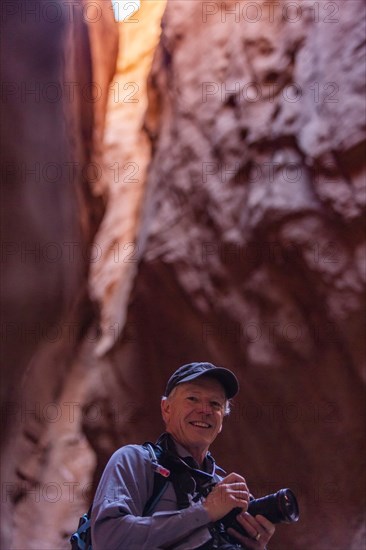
[177,377,226,397]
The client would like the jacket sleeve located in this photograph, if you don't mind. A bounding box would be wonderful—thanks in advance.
[91,445,211,550]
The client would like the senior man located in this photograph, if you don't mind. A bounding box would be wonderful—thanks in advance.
[91,362,275,549]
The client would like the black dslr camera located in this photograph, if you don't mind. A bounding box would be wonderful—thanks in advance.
[217,488,299,543]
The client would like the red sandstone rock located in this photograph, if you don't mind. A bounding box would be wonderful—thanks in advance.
[2,0,365,549]
[0,1,118,548]
[85,2,365,549]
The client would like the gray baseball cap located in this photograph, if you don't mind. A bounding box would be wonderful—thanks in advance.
[165,362,239,399]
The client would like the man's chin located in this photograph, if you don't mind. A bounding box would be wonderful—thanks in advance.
[186,432,214,447]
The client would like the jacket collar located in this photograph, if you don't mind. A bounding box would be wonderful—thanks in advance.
[156,432,226,478]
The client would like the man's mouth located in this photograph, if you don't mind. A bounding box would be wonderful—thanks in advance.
[189,421,212,429]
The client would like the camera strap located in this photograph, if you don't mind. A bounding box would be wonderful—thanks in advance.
[154,433,222,509]
[195,529,245,550]
[152,434,246,550]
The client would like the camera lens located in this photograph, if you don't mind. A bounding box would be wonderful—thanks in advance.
[277,489,299,523]
[217,487,300,545]
[248,488,299,523]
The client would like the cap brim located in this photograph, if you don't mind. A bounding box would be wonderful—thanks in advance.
[175,367,239,399]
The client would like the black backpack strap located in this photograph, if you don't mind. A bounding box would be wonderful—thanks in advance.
[70,505,92,550]
[153,433,218,511]
[70,442,172,549]
[142,442,170,516]
[70,439,219,550]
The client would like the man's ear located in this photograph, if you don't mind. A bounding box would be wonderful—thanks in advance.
[217,418,223,434]
[161,398,170,423]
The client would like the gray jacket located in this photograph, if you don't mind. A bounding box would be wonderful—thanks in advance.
[91,440,225,550]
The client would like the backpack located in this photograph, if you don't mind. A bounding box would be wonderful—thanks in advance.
[70,437,236,550]
[70,442,170,550]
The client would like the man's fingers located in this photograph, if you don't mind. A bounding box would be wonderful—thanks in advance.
[222,472,247,484]
[228,512,276,548]
[218,484,249,501]
[216,482,248,494]
[229,482,248,492]
[255,514,276,535]
[237,511,276,537]
[236,512,259,537]
[230,489,249,500]
[232,481,248,491]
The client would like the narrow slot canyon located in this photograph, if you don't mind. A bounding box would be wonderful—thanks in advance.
[1,1,365,548]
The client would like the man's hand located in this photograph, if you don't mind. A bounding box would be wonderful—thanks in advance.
[203,473,249,522]
[227,512,275,549]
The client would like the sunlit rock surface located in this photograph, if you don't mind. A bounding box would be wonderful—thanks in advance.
[1,0,365,549]
[89,0,167,356]
[86,2,365,550]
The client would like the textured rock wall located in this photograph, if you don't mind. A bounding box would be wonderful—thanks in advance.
[1,0,365,549]
[89,0,167,356]
[0,1,118,548]
[84,1,365,550]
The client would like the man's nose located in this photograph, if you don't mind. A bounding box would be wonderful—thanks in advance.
[196,401,213,415]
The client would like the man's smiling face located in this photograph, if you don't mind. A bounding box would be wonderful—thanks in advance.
[161,376,227,464]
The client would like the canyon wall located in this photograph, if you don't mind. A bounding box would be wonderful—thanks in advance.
[1,0,365,549]
[0,1,118,548]
[86,1,365,549]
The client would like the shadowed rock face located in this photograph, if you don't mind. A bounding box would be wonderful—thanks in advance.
[1,0,365,548]
[85,2,365,550]
[0,1,118,548]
